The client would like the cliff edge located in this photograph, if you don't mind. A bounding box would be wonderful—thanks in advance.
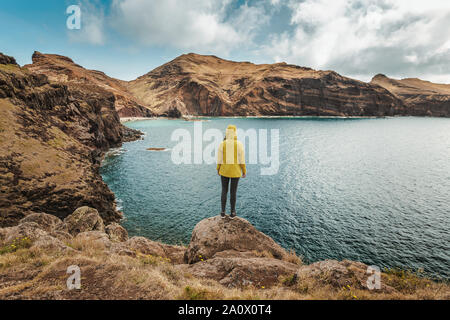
[371,74,450,117]
[128,53,405,117]
[0,52,142,226]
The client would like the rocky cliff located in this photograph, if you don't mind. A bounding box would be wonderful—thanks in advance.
[23,52,450,118]
[1,209,447,299]
[127,53,406,117]
[24,52,155,118]
[371,74,450,117]
[0,52,140,227]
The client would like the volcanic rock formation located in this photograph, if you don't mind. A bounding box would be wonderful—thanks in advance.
[25,51,154,118]
[0,52,139,227]
[371,74,450,117]
[127,53,406,117]
[23,52,450,118]
[0,209,409,298]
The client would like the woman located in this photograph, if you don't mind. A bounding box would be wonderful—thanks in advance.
[216,125,246,219]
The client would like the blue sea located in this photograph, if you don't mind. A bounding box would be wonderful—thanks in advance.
[100,117,450,279]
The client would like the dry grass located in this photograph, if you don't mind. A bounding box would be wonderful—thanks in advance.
[285,249,303,265]
[0,237,448,300]
[0,237,33,255]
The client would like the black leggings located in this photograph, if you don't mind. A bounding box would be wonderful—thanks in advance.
[220,176,240,213]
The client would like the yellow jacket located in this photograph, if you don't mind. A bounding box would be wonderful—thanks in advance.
[217,125,246,178]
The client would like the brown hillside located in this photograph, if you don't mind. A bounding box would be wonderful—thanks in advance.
[371,74,450,117]
[24,52,154,117]
[0,52,138,226]
[127,53,405,117]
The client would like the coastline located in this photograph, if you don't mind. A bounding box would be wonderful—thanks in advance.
[120,115,397,123]
[120,116,163,123]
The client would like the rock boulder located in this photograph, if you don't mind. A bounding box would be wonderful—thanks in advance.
[105,222,128,242]
[185,216,288,264]
[0,52,18,66]
[64,207,105,236]
[19,212,67,233]
[296,259,396,293]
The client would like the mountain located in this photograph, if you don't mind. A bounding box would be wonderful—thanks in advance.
[371,74,450,117]
[24,52,450,118]
[0,52,140,227]
[127,53,405,117]
[24,52,154,117]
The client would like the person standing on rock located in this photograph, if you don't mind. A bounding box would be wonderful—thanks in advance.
[217,125,246,219]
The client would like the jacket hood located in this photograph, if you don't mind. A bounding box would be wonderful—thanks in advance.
[225,125,237,140]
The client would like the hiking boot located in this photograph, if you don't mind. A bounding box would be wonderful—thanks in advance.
[230,212,236,219]
[220,212,226,218]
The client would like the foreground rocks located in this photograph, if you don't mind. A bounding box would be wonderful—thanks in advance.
[184,250,299,288]
[105,223,128,242]
[0,207,410,291]
[296,259,395,293]
[180,216,299,287]
[185,216,289,263]
[0,208,448,299]
[64,207,105,236]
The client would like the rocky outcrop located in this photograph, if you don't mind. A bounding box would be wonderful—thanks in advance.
[0,52,139,226]
[184,250,299,288]
[121,125,144,142]
[371,74,450,117]
[0,53,18,66]
[2,208,446,299]
[296,260,395,292]
[0,207,123,251]
[25,52,155,118]
[185,216,288,264]
[128,53,405,117]
[181,216,301,287]
[105,222,128,242]
[111,236,186,264]
[63,206,105,236]
[19,212,67,233]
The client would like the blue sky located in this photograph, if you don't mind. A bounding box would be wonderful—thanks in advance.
[1,0,449,83]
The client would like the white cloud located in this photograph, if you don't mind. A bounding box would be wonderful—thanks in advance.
[67,1,106,45]
[110,0,269,54]
[262,0,450,82]
[64,0,450,83]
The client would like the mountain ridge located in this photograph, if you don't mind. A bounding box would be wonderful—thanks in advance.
[127,52,406,117]
[0,52,142,227]
[371,74,450,117]
[24,52,155,118]
[17,51,450,118]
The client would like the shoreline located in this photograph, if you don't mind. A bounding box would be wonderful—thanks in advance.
[118,114,450,123]
[120,115,399,123]
[120,116,164,123]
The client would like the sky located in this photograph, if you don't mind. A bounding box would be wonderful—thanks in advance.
[1,0,449,83]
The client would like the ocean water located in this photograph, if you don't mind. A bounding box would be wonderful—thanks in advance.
[100,117,450,279]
